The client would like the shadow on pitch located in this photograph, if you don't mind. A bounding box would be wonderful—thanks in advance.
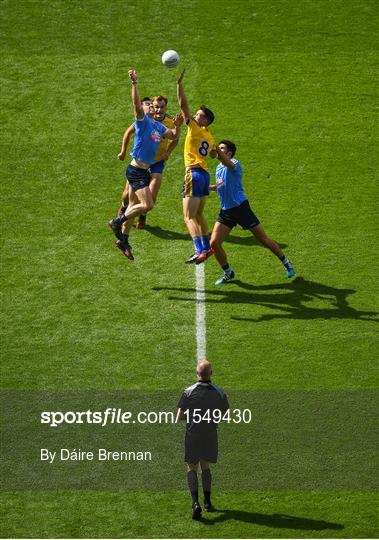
[199,509,344,531]
[153,277,379,323]
[144,224,189,241]
[143,224,287,248]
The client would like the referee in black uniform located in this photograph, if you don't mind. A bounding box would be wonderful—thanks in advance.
[177,359,229,519]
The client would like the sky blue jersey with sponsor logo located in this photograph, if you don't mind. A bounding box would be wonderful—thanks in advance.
[215,159,247,210]
[130,115,168,164]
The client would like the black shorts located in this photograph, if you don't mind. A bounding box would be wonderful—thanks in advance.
[217,199,260,230]
[126,164,151,192]
[185,430,218,464]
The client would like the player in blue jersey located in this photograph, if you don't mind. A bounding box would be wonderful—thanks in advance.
[109,70,182,259]
[117,95,179,230]
[209,140,295,285]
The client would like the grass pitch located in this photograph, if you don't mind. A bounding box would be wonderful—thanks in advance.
[0,0,378,537]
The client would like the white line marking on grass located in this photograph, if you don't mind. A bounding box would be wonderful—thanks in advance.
[195,264,206,361]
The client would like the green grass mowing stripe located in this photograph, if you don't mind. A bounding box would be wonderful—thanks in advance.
[0,491,377,538]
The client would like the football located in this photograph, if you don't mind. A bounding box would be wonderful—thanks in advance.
[162,50,180,68]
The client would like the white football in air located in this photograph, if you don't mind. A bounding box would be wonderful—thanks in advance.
[162,50,180,68]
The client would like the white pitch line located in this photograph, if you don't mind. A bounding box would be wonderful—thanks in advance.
[195,264,206,361]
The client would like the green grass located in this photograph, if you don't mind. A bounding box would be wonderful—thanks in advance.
[2,492,378,538]
[0,0,378,537]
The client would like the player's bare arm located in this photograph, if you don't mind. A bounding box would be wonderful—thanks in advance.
[209,181,223,191]
[162,138,179,161]
[164,112,184,140]
[118,123,135,160]
[177,69,191,122]
[216,146,237,169]
[128,69,143,119]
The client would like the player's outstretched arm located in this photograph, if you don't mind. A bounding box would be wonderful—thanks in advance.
[128,69,143,119]
[118,123,135,160]
[177,69,191,123]
[164,112,184,141]
[162,137,179,161]
[209,181,223,191]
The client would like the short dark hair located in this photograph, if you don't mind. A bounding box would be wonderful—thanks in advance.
[200,105,215,125]
[141,96,151,103]
[219,139,237,157]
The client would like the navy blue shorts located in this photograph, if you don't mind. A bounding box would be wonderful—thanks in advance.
[149,160,165,175]
[126,164,151,192]
[217,200,260,230]
[182,167,210,198]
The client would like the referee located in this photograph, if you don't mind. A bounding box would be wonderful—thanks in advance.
[177,359,229,519]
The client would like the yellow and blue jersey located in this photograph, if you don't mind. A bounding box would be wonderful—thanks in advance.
[184,118,216,170]
[154,115,176,162]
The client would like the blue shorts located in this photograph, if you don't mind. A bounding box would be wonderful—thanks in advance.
[125,164,151,192]
[182,167,210,198]
[149,160,165,175]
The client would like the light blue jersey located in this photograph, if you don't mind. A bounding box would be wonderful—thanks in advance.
[130,115,168,165]
[215,159,247,210]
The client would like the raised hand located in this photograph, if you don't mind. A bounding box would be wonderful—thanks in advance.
[128,69,137,82]
[173,112,185,126]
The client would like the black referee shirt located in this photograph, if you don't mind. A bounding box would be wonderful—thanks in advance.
[178,381,229,434]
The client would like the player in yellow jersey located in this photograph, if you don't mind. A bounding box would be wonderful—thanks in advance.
[117,95,180,229]
[177,69,222,264]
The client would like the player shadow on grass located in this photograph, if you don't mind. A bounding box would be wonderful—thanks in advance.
[231,277,379,323]
[199,509,344,531]
[144,224,189,240]
[153,277,378,323]
[143,224,287,248]
[225,236,287,248]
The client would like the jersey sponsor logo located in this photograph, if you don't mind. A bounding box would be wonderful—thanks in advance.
[150,130,163,142]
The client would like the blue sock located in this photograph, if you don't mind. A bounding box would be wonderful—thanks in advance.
[193,236,203,254]
[201,235,210,251]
